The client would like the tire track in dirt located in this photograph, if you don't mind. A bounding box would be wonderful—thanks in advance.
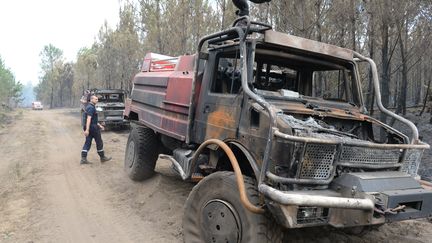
[1,109,188,243]
[35,110,154,242]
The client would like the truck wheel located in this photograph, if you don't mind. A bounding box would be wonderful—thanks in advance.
[124,125,159,181]
[183,171,282,243]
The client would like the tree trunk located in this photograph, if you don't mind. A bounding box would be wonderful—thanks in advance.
[87,73,90,89]
[220,0,226,30]
[350,0,356,51]
[367,11,375,115]
[380,9,390,140]
[50,86,54,109]
[398,29,408,115]
[419,79,431,116]
[155,0,163,53]
[315,1,323,97]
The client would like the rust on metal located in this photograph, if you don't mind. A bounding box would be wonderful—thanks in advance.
[205,106,237,140]
[128,54,196,141]
[264,30,354,61]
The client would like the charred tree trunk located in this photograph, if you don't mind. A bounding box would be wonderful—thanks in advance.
[380,12,390,140]
[50,86,54,109]
[87,73,90,89]
[398,28,408,116]
[315,1,323,97]
[155,0,163,53]
[419,79,431,116]
[367,11,375,115]
[350,0,356,51]
[59,81,64,107]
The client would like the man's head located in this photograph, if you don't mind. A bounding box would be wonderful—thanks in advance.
[90,95,99,104]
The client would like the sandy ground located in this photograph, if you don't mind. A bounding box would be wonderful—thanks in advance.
[0,109,431,243]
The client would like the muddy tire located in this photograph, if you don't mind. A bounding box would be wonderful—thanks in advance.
[124,125,159,181]
[183,171,283,243]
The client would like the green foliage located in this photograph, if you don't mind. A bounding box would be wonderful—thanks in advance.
[40,44,63,72]
[75,3,142,94]
[35,44,70,108]
[0,56,22,108]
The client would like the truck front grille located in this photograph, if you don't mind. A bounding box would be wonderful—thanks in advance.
[299,144,337,179]
[339,147,401,165]
[296,144,423,180]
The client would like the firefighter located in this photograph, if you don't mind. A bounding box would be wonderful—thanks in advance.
[81,94,112,164]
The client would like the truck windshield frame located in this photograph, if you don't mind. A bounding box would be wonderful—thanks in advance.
[251,47,363,107]
[96,93,125,103]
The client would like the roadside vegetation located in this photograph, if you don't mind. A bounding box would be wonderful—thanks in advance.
[0,56,22,108]
[0,56,22,127]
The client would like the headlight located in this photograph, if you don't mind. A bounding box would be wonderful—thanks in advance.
[96,107,104,112]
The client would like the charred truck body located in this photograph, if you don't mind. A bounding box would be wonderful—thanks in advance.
[93,89,129,128]
[124,18,431,242]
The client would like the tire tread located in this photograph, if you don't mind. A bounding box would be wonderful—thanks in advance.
[125,126,159,181]
[183,171,283,243]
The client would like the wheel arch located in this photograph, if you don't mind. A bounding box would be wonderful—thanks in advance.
[216,140,261,181]
[127,110,139,121]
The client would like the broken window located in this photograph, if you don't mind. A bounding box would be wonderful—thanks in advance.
[211,52,242,94]
[254,61,298,92]
[253,50,358,105]
[312,69,353,102]
[96,93,124,102]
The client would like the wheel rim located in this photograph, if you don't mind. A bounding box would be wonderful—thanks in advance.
[126,140,135,168]
[201,199,241,243]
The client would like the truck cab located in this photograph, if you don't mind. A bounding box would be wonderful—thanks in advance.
[124,18,431,242]
[93,89,129,128]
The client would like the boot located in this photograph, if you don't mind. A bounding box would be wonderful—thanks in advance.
[100,156,112,163]
[80,157,91,164]
[98,150,111,163]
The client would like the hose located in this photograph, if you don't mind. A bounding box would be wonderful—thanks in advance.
[190,139,265,214]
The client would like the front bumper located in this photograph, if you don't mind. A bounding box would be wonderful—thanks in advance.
[264,172,432,228]
[101,117,129,125]
[97,110,129,125]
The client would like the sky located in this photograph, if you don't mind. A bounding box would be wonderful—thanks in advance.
[0,0,120,86]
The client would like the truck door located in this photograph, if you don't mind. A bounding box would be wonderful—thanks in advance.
[193,49,244,142]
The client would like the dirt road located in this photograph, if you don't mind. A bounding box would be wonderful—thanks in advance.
[0,109,431,243]
[0,109,192,242]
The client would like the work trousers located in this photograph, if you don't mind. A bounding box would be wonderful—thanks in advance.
[81,125,104,158]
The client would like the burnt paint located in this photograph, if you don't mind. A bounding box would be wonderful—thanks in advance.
[128,54,196,141]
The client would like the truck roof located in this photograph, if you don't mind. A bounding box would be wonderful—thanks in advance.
[263,30,354,62]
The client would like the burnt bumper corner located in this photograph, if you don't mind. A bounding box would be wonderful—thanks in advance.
[263,172,432,228]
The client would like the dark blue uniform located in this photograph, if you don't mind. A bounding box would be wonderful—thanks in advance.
[81,103,105,160]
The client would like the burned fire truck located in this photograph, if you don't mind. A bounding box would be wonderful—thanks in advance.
[123,17,431,243]
[93,89,129,128]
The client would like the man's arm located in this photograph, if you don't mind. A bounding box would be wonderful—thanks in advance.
[84,115,91,136]
[84,105,94,136]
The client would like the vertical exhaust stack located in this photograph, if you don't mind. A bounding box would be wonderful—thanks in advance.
[232,0,271,16]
